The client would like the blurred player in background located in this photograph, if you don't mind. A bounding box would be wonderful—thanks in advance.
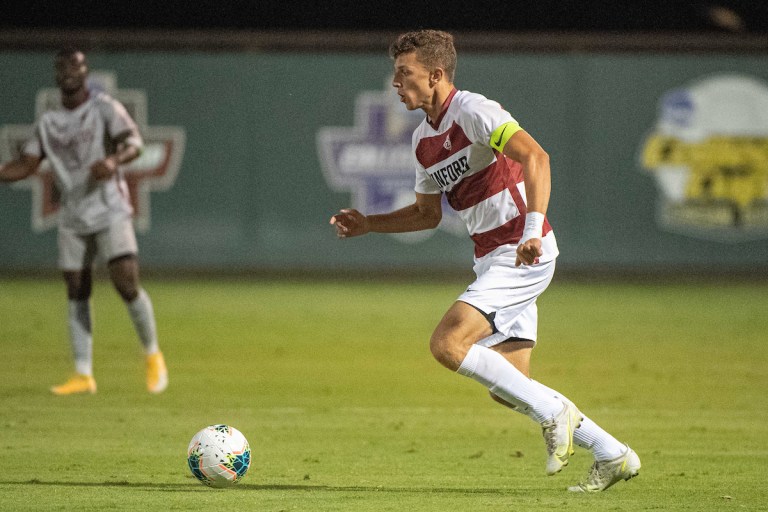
[0,49,168,395]
[330,30,639,492]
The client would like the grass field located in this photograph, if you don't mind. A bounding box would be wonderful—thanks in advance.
[1,276,767,511]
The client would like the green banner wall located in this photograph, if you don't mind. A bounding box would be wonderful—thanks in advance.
[1,51,767,272]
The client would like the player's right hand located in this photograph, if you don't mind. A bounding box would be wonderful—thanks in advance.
[515,238,543,267]
[90,155,118,180]
[329,208,369,238]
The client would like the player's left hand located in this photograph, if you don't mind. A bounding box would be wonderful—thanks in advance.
[515,238,542,267]
[90,156,119,180]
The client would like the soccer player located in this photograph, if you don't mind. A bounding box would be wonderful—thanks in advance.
[0,49,168,395]
[330,30,640,492]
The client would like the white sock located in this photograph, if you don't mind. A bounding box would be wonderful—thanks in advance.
[532,380,626,461]
[457,344,563,423]
[68,300,93,376]
[127,289,159,355]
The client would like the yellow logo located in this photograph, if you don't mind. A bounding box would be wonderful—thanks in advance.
[640,75,768,240]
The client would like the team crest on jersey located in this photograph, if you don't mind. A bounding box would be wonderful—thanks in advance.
[316,81,464,242]
[639,74,768,241]
[443,136,452,151]
[0,71,186,232]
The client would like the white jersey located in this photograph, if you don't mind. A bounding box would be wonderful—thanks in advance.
[412,89,558,262]
[23,92,143,234]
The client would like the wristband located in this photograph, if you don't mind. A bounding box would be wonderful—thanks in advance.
[520,211,544,243]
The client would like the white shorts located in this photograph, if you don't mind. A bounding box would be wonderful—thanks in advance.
[458,250,556,347]
[58,217,138,271]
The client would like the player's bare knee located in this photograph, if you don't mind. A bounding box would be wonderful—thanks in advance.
[111,274,139,301]
[66,281,92,301]
[108,255,140,301]
[64,271,92,300]
[429,334,468,371]
[115,282,138,302]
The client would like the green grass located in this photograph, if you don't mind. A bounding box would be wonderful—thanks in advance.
[1,277,767,511]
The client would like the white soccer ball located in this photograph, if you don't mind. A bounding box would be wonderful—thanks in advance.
[187,424,251,488]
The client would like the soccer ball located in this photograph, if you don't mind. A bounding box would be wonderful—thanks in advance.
[187,424,251,488]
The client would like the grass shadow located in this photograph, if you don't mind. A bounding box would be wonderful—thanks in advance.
[2,479,519,495]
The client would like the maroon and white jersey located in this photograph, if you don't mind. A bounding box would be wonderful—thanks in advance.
[23,92,143,234]
[412,89,558,262]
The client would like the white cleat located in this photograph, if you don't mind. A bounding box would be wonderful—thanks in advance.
[542,401,583,475]
[568,445,641,493]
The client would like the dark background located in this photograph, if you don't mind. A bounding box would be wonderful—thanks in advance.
[2,0,767,33]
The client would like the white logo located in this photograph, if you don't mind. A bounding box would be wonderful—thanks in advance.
[443,136,452,151]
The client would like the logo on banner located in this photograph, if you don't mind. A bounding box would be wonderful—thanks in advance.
[0,71,186,232]
[639,74,768,241]
[316,81,464,242]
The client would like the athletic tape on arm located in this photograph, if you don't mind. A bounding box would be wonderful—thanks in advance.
[489,122,522,153]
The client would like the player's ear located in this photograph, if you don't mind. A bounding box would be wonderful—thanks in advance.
[429,68,444,87]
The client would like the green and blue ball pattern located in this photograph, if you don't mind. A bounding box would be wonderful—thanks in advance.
[187,424,251,488]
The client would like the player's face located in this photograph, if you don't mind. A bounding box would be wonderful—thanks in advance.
[392,52,434,111]
[55,52,88,94]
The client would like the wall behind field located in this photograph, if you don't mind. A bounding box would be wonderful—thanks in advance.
[1,46,767,273]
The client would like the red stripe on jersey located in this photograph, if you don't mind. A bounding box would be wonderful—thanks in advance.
[470,215,553,258]
[447,156,524,211]
[461,155,553,258]
[415,122,473,169]
[471,218,525,258]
